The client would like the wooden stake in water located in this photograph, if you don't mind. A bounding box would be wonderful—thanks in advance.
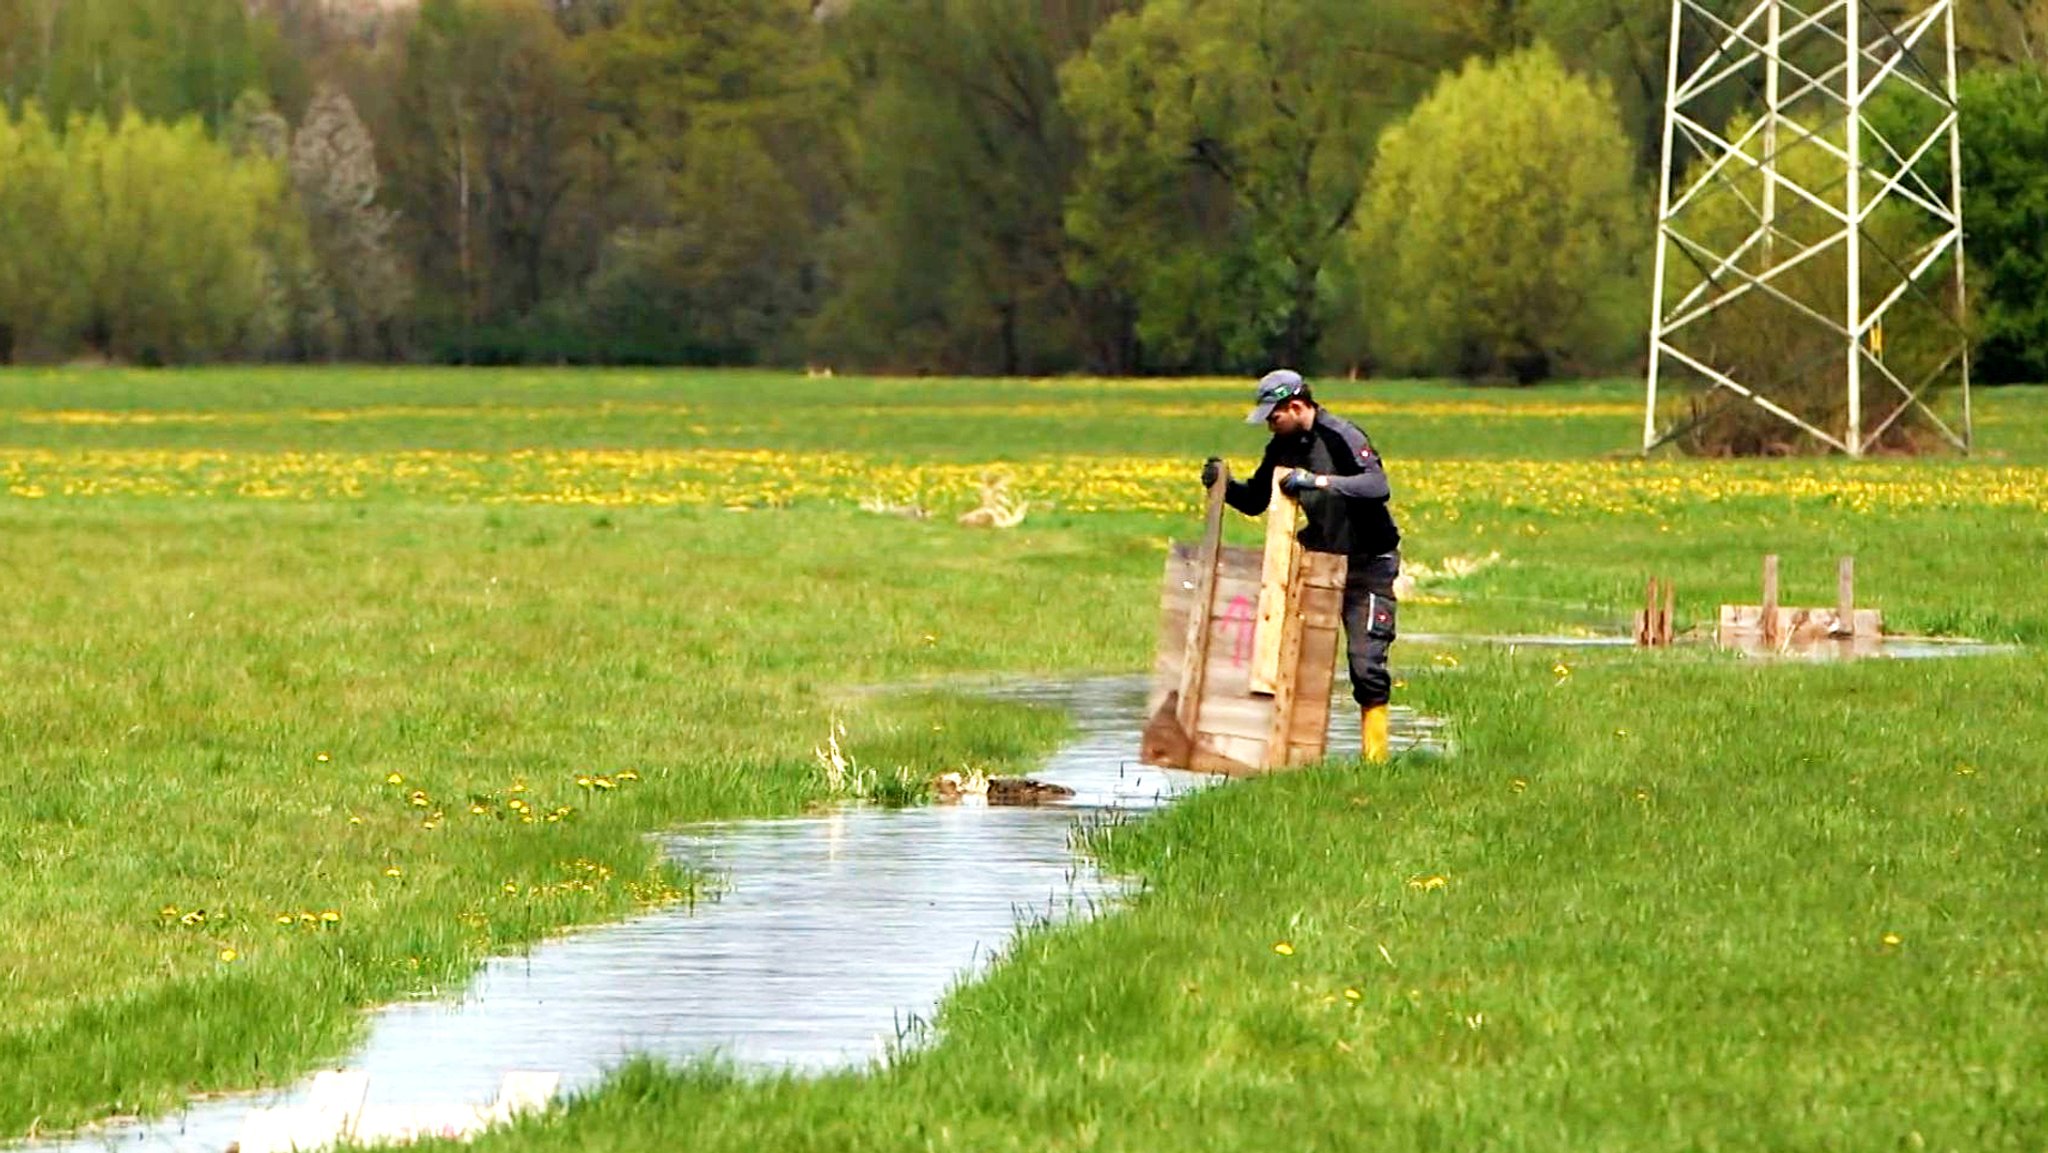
[1761,554,1781,646]
[1838,555,1856,636]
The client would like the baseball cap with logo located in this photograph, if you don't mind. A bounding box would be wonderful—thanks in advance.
[1246,369,1310,424]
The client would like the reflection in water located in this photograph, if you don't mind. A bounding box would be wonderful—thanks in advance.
[28,677,1438,1153]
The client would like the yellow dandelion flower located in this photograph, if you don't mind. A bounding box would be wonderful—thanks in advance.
[320,911,341,924]
[316,752,330,764]
[386,772,404,785]
[616,770,640,782]
[1344,988,1363,1002]
[1882,931,1903,947]
[275,913,294,926]
[1407,874,1449,892]
[384,866,403,878]
[218,948,239,963]
[159,904,180,919]
[502,882,519,894]
[1273,942,1295,957]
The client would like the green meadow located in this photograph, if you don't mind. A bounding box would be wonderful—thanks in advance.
[3,369,2045,1150]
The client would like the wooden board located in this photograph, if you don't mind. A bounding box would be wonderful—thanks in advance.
[1717,604,1883,654]
[1142,541,1348,773]
[1250,475,1298,694]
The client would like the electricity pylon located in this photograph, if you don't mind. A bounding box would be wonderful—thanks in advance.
[1643,0,1970,456]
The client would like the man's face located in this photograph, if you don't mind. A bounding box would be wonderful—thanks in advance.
[1266,398,1314,436]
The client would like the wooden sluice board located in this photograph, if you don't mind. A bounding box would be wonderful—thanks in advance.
[1139,467,1348,775]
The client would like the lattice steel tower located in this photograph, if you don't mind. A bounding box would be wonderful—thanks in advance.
[1643,0,1970,455]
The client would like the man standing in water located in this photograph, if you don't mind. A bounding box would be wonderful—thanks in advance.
[1202,369,1402,762]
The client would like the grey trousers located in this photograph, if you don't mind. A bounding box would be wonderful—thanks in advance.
[1342,551,1400,707]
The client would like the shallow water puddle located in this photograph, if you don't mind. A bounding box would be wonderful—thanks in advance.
[1405,631,2018,661]
[32,677,1437,1153]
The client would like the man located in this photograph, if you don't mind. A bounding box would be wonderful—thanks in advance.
[1202,368,1401,762]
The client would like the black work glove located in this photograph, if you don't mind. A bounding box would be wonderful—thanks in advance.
[1279,468,1321,496]
[1200,456,1223,488]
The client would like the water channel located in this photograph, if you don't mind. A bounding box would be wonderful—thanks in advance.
[37,677,1440,1153]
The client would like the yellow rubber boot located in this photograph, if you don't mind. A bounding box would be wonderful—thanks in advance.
[1361,704,1390,763]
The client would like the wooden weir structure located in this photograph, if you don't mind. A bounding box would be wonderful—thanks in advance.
[1140,465,1347,774]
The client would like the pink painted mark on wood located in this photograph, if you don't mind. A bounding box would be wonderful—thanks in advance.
[1220,595,1257,667]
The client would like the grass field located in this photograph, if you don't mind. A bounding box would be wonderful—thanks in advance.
[4,368,2046,1149]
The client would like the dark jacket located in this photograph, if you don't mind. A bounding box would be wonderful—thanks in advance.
[1225,406,1400,558]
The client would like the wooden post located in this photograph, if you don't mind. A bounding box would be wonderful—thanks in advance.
[1837,555,1856,636]
[1638,577,1655,645]
[1250,474,1297,694]
[1662,579,1676,645]
[1175,465,1230,741]
[1761,554,1780,646]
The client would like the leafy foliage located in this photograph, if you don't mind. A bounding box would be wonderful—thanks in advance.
[0,0,2038,379]
[1956,66,2048,384]
[1355,45,1643,383]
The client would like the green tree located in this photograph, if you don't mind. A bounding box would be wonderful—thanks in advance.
[0,106,82,361]
[808,0,1126,374]
[1354,45,1642,382]
[573,0,848,365]
[65,113,292,362]
[0,0,56,115]
[1952,0,2045,69]
[21,0,292,128]
[1061,0,1434,373]
[387,0,594,357]
[1956,65,2048,383]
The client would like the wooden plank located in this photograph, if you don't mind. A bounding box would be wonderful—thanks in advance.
[1174,468,1231,739]
[1250,475,1297,694]
[1718,605,1884,646]
[1144,542,1268,769]
[1263,539,1311,766]
[1192,730,1268,775]
[1195,695,1277,744]
[1838,556,1855,631]
[1285,620,1340,761]
[1299,552,1349,588]
[1663,579,1676,644]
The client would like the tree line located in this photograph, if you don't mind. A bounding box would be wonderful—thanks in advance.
[0,0,2042,381]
